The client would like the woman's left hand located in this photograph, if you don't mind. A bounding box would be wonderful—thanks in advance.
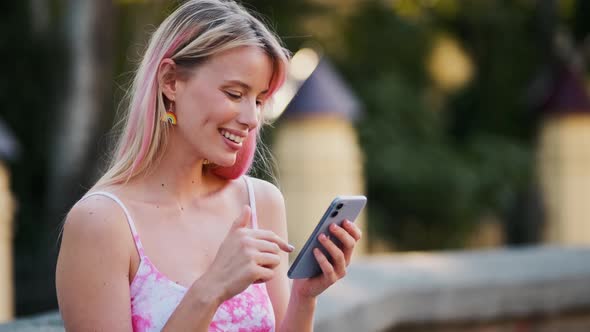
[291,219,362,299]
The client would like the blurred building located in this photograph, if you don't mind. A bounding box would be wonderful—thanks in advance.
[537,66,590,245]
[0,119,20,323]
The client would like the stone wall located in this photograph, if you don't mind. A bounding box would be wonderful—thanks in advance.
[315,246,590,331]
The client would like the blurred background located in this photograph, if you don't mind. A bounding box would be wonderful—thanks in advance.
[1,0,590,328]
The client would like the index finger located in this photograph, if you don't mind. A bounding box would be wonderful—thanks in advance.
[252,229,294,253]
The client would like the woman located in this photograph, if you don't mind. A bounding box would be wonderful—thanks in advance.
[56,1,362,331]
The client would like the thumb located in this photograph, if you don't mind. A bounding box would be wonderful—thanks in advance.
[232,205,251,230]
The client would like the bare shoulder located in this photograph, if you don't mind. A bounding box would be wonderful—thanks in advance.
[58,193,134,275]
[58,192,134,283]
[248,177,285,209]
[57,193,134,330]
[63,193,131,243]
[247,177,286,233]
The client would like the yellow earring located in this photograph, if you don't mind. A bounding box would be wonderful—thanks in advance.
[162,101,177,125]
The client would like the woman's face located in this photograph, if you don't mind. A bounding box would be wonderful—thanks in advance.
[172,46,273,167]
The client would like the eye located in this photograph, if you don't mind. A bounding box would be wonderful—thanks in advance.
[256,99,263,107]
[225,91,242,100]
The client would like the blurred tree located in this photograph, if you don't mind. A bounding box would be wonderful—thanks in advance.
[308,0,546,249]
[46,0,116,235]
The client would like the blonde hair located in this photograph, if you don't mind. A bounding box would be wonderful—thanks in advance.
[97,0,289,187]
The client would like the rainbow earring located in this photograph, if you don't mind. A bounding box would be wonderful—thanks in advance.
[162,102,177,125]
[163,111,177,125]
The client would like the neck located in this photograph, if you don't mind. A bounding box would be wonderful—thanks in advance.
[138,132,227,206]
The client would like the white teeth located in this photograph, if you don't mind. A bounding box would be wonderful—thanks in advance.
[220,130,243,144]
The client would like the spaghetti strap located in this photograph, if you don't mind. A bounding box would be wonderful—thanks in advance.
[81,191,146,258]
[243,176,259,229]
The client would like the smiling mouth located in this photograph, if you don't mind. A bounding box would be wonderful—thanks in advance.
[219,129,244,144]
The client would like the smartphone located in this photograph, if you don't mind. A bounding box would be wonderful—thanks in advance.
[287,195,367,279]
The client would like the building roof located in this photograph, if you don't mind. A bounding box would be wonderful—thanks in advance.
[282,58,362,120]
[0,118,20,161]
[536,65,590,115]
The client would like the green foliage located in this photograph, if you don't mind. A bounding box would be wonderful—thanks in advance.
[321,0,542,249]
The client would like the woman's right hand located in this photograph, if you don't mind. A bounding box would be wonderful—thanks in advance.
[200,205,293,302]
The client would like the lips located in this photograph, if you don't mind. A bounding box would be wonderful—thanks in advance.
[219,129,244,144]
[218,128,248,151]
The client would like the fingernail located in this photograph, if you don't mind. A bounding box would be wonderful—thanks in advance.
[319,233,326,240]
[288,244,295,251]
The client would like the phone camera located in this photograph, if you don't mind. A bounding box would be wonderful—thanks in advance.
[336,203,344,210]
[330,211,339,218]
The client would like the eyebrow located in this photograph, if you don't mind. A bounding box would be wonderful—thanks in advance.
[224,80,269,95]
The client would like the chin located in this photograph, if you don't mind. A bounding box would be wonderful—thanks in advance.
[211,155,237,167]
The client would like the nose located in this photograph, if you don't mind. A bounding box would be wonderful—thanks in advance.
[237,99,260,131]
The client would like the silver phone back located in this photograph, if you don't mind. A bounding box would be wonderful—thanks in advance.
[288,195,367,279]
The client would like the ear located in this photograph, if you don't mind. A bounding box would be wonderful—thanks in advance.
[158,58,178,102]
